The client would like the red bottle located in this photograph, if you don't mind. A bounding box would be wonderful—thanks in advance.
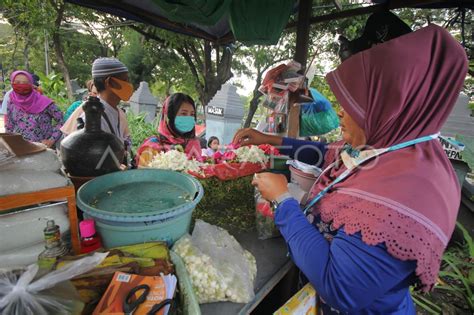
[79,219,103,254]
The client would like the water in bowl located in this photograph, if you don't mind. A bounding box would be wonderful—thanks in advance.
[89,181,193,214]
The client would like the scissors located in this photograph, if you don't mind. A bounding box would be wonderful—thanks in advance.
[122,284,172,315]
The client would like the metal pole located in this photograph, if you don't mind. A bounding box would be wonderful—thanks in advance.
[287,0,312,138]
[294,0,312,71]
[0,62,4,96]
[44,30,50,76]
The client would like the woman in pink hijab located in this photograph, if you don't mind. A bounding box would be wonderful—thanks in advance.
[5,70,64,148]
[136,93,202,166]
[234,14,468,314]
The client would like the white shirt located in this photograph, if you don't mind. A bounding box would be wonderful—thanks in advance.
[80,98,125,142]
[1,90,11,115]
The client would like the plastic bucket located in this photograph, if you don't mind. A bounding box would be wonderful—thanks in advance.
[86,212,193,248]
[289,165,317,193]
[77,169,204,248]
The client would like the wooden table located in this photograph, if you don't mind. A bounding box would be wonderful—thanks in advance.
[0,186,81,254]
[201,230,293,315]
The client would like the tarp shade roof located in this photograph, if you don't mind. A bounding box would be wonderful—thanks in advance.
[66,0,235,43]
[66,0,473,44]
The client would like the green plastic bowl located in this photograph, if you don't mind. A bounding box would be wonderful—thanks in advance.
[77,169,204,248]
[88,213,193,248]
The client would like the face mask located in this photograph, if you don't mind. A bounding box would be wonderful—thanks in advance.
[109,77,133,101]
[175,116,195,133]
[13,83,33,95]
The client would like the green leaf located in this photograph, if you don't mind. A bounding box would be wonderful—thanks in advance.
[455,221,474,259]
[411,295,442,315]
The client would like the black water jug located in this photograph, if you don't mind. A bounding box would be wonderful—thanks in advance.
[60,96,125,176]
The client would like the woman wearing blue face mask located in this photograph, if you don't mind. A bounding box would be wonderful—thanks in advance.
[136,93,202,167]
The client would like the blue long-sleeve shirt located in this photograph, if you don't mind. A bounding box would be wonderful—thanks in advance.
[275,138,417,314]
[280,137,327,167]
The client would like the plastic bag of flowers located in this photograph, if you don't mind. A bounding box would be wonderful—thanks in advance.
[255,188,281,240]
[173,220,257,304]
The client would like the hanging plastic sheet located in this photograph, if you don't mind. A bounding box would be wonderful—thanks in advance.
[229,0,295,45]
[151,0,231,25]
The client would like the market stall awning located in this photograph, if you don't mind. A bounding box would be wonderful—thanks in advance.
[66,0,473,44]
[65,0,297,45]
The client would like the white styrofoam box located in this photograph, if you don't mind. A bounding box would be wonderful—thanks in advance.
[0,242,44,269]
[0,149,62,172]
[0,203,69,252]
[0,170,69,196]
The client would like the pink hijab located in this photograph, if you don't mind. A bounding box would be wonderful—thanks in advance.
[136,96,201,161]
[9,71,52,114]
[309,25,468,291]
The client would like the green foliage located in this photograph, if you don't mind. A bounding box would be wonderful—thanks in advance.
[0,22,18,73]
[412,222,474,314]
[464,74,474,101]
[119,30,153,87]
[456,135,474,171]
[36,71,69,111]
[455,222,474,259]
[126,111,159,152]
[311,74,339,109]
[58,29,104,84]
[437,252,474,311]
[193,176,255,232]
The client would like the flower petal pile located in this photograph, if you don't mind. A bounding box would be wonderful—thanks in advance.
[148,150,203,174]
[173,235,256,303]
[147,145,280,180]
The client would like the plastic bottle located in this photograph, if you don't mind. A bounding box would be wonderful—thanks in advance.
[38,220,69,269]
[79,219,103,254]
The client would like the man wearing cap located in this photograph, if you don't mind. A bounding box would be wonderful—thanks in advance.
[61,57,132,150]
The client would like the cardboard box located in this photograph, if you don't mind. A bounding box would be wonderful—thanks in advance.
[274,283,317,315]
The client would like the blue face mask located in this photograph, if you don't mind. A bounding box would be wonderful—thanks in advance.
[175,116,195,133]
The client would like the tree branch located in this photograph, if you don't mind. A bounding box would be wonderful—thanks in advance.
[216,45,233,83]
[204,41,213,76]
[187,42,204,73]
[128,25,168,46]
[176,47,203,91]
[215,44,220,65]
[11,30,18,67]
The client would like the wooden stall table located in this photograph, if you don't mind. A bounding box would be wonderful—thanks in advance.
[201,230,293,315]
[0,185,81,254]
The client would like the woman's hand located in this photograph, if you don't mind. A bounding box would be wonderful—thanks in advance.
[232,128,283,146]
[41,139,55,148]
[252,172,289,201]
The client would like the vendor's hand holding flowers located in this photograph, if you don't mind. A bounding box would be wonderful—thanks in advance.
[252,172,289,202]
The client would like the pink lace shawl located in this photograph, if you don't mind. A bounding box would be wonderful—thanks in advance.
[309,25,468,291]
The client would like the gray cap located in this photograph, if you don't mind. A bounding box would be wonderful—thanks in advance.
[91,57,128,78]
